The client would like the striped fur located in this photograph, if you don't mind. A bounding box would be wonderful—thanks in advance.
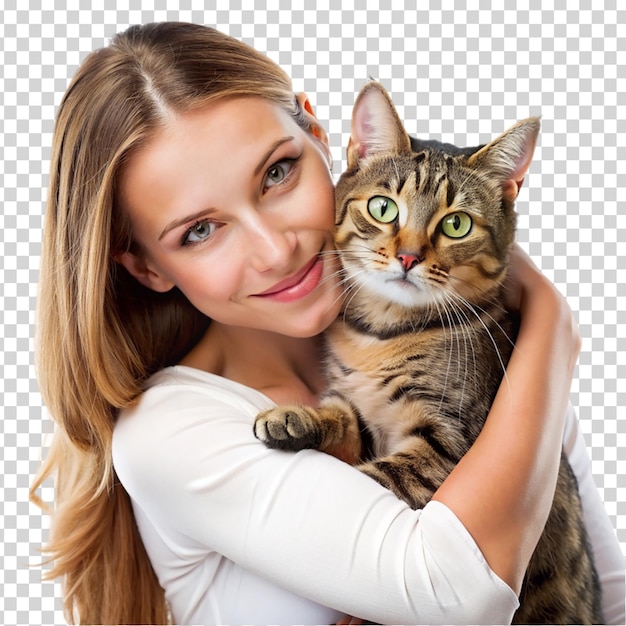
[254,82,602,624]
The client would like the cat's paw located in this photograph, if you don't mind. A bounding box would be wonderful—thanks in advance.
[253,405,322,451]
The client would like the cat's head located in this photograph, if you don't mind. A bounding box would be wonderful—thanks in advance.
[335,81,539,312]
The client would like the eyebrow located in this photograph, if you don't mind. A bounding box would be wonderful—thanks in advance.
[158,135,296,242]
[158,208,215,241]
[254,136,295,175]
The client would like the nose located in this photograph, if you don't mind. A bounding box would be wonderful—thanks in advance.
[397,251,424,272]
[247,214,297,273]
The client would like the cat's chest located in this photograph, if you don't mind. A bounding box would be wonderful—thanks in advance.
[323,322,437,451]
[324,314,442,371]
[325,326,423,372]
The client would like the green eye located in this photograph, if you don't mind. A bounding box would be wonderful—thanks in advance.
[368,196,399,223]
[441,212,472,238]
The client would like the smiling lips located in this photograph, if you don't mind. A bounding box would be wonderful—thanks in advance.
[254,254,324,303]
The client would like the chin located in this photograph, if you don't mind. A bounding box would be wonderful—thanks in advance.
[359,275,437,309]
[288,303,341,338]
[275,323,327,339]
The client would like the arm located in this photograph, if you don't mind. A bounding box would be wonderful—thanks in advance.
[113,369,518,625]
[432,244,582,593]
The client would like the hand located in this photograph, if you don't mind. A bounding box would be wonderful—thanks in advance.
[502,243,546,312]
[503,243,581,375]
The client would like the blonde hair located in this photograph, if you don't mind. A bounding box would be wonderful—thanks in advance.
[31,22,311,624]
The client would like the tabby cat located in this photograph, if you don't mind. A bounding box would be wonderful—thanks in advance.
[254,82,602,624]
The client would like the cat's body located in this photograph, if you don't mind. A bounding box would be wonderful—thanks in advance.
[254,82,602,624]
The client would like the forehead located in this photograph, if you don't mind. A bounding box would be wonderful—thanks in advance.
[127,96,296,175]
[118,97,301,227]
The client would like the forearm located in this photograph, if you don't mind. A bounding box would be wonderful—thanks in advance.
[115,372,520,624]
[433,261,580,593]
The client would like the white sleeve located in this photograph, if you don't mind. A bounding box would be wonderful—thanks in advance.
[113,371,518,625]
[562,404,626,625]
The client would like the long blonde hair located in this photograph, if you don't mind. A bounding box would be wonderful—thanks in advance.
[31,22,312,625]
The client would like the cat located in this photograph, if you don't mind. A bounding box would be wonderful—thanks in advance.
[254,81,602,624]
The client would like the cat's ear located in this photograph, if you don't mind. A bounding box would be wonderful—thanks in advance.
[467,117,540,201]
[347,81,412,169]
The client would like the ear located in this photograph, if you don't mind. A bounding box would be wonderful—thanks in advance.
[295,92,332,167]
[115,251,175,293]
[346,81,412,169]
[467,117,540,202]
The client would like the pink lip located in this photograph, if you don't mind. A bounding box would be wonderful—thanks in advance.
[254,254,323,303]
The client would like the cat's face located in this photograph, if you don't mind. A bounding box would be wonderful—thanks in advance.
[335,147,516,308]
[335,82,539,310]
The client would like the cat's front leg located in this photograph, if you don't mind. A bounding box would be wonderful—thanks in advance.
[254,404,324,451]
[357,441,457,510]
[254,395,363,464]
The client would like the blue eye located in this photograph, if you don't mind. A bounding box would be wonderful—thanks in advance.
[265,160,293,188]
[183,220,216,245]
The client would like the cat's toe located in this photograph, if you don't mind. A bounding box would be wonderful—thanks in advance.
[253,406,320,451]
[253,408,291,443]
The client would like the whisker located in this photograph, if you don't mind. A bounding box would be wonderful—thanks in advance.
[444,289,512,394]
[340,277,372,326]
[447,271,507,311]
[429,296,456,412]
[439,291,480,417]
[446,281,516,351]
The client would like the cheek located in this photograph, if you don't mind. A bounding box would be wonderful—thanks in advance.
[174,256,241,303]
[299,164,336,231]
[448,265,492,300]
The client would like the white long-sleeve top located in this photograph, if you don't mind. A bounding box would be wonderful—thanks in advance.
[112,365,625,625]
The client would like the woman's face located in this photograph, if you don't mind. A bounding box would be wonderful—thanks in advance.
[118,97,343,338]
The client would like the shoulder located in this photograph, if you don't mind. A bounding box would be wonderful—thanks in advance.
[139,365,274,405]
[113,365,274,446]
[112,366,274,492]
[116,365,274,430]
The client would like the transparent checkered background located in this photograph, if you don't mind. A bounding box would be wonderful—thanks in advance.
[1,1,624,623]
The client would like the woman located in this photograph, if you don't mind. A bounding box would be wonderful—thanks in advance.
[31,22,624,625]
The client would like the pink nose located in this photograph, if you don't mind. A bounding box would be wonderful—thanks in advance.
[397,252,423,271]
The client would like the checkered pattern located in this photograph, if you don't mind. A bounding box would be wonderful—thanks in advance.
[1,1,623,623]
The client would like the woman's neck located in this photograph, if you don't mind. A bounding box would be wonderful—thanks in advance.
[179,321,325,405]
